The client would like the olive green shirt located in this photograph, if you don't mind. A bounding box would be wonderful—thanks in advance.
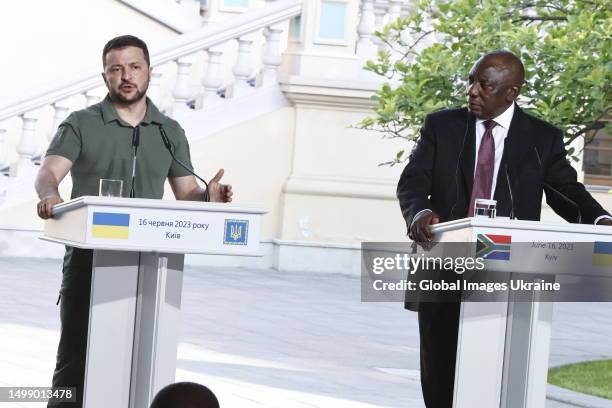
[46,95,194,272]
[47,95,193,200]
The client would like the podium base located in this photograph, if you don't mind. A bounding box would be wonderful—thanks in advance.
[83,250,184,408]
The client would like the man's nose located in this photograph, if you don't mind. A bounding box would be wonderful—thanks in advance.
[121,68,133,81]
[466,83,478,97]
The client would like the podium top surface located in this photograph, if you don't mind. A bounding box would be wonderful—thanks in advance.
[52,196,267,216]
[430,217,612,237]
[43,196,267,256]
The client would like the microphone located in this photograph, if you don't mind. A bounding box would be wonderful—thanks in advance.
[157,124,210,202]
[129,126,140,198]
[504,164,515,219]
[533,146,582,223]
[132,125,140,147]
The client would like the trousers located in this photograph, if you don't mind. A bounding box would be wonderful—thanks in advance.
[47,248,93,408]
[417,301,461,408]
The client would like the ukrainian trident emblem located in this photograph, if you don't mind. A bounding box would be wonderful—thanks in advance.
[224,219,249,245]
[230,224,243,240]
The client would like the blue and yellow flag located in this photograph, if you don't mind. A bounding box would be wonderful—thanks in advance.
[92,212,130,239]
[593,242,612,267]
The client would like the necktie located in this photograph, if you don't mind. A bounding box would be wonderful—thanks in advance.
[468,120,497,217]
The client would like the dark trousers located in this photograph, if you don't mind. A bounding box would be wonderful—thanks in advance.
[48,249,93,408]
[417,301,461,408]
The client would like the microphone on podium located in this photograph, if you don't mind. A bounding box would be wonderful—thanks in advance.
[157,124,210,202]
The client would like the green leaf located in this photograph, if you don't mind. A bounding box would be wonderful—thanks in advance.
[356,0,612,166]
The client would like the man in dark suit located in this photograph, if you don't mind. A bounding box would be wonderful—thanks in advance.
[397,50,611,408]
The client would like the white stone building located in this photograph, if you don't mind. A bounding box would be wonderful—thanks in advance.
[0,0,609,273]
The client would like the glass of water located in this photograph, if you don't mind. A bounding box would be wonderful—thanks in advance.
[99,179,123,197]
[473,199,497,218]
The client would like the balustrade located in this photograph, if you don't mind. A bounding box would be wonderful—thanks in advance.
[261,25,283,87]
[49,101,71,142]
[232,37,255,97]
[85,91,101,107]
[0,0,427,204]
[172,57,195,113]
[0,128,6,169]
[202,48,224,107]
[148,67,164,108]
[16,113,38,174]
[357,0,376,59]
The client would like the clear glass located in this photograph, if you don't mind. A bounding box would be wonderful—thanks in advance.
[99,179,123,197]
[474,198,497,218]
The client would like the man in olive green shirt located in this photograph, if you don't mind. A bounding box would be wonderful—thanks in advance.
[35,35,232,408]
[45,94,194,200]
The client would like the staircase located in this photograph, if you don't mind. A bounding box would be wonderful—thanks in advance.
[0,0,609,273]
[0,0,410,211]
[0,0,303,208]
[0,1,422,274]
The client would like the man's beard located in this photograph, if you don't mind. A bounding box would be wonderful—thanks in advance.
[109,80,149,105]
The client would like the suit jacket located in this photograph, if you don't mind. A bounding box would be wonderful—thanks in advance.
[397,105,610,310]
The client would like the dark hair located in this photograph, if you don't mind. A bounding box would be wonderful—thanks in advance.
[102,35,150,67]
[150,382,219,408]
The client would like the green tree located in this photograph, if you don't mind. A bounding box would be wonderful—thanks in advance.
[359,0,611,166]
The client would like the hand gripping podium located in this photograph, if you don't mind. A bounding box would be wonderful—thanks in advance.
[41,196,266,408]
[426,217,612,408]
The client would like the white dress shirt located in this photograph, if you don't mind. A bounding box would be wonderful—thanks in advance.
[474,102,514,199]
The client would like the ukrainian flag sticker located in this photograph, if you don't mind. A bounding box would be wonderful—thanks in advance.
[91,212,130,239]
[593,242,612,267]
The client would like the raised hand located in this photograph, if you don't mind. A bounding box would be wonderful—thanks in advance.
[208,169,233,203]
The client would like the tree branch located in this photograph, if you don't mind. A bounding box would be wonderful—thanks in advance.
[515,16,567,22]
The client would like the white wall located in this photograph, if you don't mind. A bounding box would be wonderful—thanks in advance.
[178,107,296,240]
[0,0,177,105]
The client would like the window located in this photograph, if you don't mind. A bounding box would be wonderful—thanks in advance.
[583,131,612,187]
[317,1,347,42]
[290,15,302,40]
[223,0,249,8]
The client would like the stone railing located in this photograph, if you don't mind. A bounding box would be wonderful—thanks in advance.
[0,0,302,179]
[0,0,413,206]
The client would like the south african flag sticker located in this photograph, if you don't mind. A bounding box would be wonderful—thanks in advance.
[476,234,512,260]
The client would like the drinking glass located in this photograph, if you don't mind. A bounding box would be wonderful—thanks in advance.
[473,199,497,218]
[99,179,123,197]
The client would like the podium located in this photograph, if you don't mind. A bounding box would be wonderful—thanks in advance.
[41,196,266,408]
[427,217,612,408]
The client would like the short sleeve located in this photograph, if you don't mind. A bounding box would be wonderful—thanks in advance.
[46,120,81,162]
[168,125,194,178]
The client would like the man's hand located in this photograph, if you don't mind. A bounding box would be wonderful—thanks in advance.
[410,211,440,243]
[37,196,64,219]
[208,169,233,203]
[597,218,612,226]
[35,155,72,219]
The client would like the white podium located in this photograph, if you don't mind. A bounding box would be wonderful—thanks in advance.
[427,217,612,408]
[42,196,266,408]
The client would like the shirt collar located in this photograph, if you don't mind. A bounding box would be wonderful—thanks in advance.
[101,95,167,126]
[476,102,515,130]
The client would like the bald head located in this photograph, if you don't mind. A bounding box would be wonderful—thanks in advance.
[467,51,524,119]
[480,51,525,88]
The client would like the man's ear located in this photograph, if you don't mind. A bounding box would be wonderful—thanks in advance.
[507,85,520,102]
[101,72,108,86]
